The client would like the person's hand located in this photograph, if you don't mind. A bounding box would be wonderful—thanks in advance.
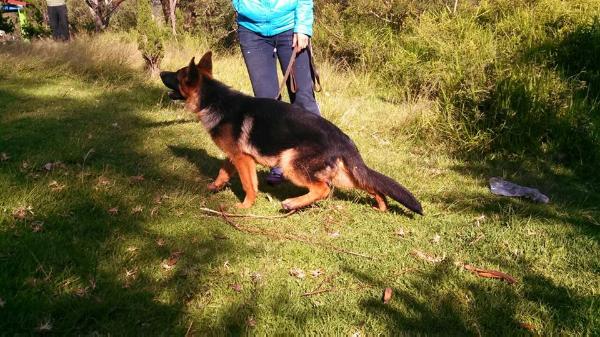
[292,33,309,52]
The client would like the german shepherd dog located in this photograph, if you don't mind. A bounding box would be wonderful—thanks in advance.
[160,52,423,215]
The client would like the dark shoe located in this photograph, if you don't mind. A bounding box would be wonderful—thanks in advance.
[266,167,284,186]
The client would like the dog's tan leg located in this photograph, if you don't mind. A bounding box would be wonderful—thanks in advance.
[231,154,258,208]
[208,158,236,191]
[373,193,388,212]
[281,182,330,210]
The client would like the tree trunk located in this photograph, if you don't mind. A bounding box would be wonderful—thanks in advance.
[169,0,177,35]
[85,0,127,32]
[159,0,170,25]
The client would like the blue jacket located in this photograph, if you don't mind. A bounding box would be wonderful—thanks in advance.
[233,0,313,37]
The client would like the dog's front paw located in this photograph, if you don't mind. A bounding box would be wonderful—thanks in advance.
[281,199,298,211]
[235,201,253,209]
[207,182,224,192]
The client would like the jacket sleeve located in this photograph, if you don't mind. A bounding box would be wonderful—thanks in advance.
[294,0,314,36]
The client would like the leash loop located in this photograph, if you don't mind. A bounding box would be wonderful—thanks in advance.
[276,40,321,99]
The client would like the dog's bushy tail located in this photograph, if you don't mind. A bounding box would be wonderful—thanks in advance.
[346,155,423,215]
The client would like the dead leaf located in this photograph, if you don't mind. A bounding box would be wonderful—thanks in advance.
[131,205,143,214]
[162,251,183,270]
[30,221,44,232]
[74,287,88,297]
[519,322,536,331]
[230,283,242,292]
[150,206,159,217]
[250,272,262,284]
[526,229,538,236]
[12,206,33,220]
[432,233,441,244]
[246,316,256,327]
[129,175,145,183]
[469,233,485,245]
[156,238,166,247]
[126,246,138,252]
[107,207,119,215]
[125,268,138,279]
[153,194,163,204]
[1,152,10,161]
[411,250,445,263]
[394,228,406,238]
[289,268,306,279]
[328,231,340,238]
[89,278,97,290]
[382,287,393,304]
[43,163,54,171]
[36,319,52,332]
[48,180,66,192]
[97,176,111,186]
[461,264,517,284]
[474,214,486,227]
[310,269,324,278]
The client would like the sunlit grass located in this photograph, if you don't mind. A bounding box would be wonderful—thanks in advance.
[0,33,598,336]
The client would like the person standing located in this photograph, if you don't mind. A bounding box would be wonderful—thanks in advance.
[46,0,69,41]
[233,0,320,185]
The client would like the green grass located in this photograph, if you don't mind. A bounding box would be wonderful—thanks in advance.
[0,36,599,336]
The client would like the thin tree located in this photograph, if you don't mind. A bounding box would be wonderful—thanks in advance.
[159,0,177,35]
[84,0,128,32]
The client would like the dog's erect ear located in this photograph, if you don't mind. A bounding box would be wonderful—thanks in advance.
[186,57,199,84]
[198,51,213,75]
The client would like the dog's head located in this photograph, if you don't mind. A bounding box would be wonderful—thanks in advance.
[160,51,213,112]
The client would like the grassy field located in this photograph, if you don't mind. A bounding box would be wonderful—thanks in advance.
[0,35,598,336]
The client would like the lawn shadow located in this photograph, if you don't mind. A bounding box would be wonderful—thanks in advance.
[342,254,597,336]
[0,67,259,334]
[446,157,599,244]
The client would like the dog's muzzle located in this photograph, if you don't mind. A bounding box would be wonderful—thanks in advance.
[160,71,185,101]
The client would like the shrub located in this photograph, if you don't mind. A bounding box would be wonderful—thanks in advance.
[0,10,15,34]
[136,0,165,76]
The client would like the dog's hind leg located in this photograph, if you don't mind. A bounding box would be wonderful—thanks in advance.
[231,154,258,208]
[208,158,236,192]
[372,193,388,212]
[281,181,330,210]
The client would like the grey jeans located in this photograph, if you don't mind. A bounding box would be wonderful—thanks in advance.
[47,4,69,41]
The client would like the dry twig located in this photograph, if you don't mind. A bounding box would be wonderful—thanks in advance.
[213,207,377,261]
[200,207,296,219]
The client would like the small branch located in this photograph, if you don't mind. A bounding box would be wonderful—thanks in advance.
[302,288,334,297]
[210,207,377,260]
[368,10,401,26]
[28,249,51,280]
[184,321,193,337]
[200,206,296,219]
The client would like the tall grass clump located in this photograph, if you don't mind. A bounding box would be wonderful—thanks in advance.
[314,0,600,174]
[0,33,143,82]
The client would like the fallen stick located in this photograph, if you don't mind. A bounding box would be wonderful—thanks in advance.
[200,207,296,219]
[216,206,376,260]
[302,288,335,297]
[460,263,517,284]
